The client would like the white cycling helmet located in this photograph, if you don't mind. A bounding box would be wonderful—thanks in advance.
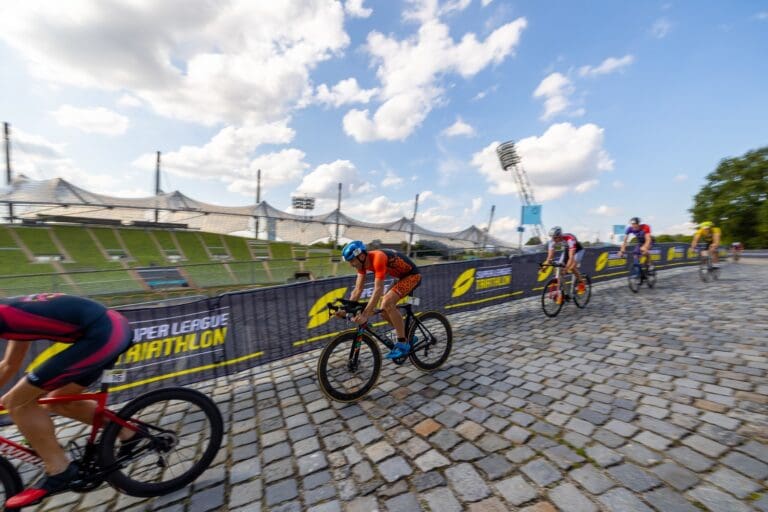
[549,226,562,238]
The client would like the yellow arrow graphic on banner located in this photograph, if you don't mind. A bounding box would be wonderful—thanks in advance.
[307,287,348,329]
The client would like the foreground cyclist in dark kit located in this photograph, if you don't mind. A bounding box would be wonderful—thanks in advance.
[0,293,132,507]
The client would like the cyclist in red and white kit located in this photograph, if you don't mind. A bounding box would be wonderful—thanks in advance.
[544,227,587,287]
[0,294,133,507]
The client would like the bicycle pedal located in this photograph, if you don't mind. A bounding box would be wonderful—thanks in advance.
[391,356,408,365]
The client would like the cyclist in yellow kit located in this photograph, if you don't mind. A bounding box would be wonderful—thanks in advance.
[690,221,722,268]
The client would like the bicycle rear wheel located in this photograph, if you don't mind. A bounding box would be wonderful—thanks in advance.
[0,456,23,511]
[99,387,223,497]
[541,278,564,317]
[646,265,657,288]
[573,275,592,308]
[628,265,641,293]
[317,332,381,402]
[408,311,452,371]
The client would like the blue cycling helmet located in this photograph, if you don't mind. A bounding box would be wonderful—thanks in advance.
[342,240,366,261]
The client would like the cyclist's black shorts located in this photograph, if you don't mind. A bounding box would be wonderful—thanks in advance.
[27,311,132,391]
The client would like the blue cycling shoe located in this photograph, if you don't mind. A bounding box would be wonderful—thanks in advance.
[385,342,411,359]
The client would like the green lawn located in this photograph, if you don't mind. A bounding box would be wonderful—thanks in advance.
[224,235,252,261]
[174,231,210,263]
[14,227,60,256]
[117,229,164,266]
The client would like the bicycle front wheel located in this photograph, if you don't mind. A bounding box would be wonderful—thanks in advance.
[99,387,224,497]
[573,275,592,308]
[317,332,381,402]
[699,262,710,282]
[0,456,23,511]
[541,278,564,317]
[408,312,452,371]
[628,271,641,293]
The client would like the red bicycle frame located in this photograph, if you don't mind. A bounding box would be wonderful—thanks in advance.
[0,384,140,468]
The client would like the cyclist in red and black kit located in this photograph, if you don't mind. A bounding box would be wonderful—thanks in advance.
[341,241,421,359]
[0,294,133,508]
[545,227,587,287]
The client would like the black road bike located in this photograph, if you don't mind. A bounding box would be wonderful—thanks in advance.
[316,298,452,402]
[628,253,657,293]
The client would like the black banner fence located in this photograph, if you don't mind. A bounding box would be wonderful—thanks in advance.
[1,244,710,410]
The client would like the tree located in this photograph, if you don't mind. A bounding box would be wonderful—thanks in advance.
[690,147,768,248]
[525,236,542,245]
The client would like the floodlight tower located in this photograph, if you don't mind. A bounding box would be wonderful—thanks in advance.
[496,140,545,242]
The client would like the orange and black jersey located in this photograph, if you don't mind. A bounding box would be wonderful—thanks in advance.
[359,249,419,280]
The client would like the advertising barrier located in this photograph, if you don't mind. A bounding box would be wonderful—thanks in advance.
[1,244,705,411]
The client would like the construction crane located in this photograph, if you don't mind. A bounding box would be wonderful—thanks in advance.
[496,140,545,243]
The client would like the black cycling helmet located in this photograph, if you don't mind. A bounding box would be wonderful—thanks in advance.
[629,217,640,225]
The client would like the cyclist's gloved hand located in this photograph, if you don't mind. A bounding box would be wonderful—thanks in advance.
[352,313,368,325]
[335,309,347,319]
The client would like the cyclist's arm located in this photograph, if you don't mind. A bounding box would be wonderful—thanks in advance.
[362,279,385,319]
[690,232,700,249]
[0,340,30,390]
[565,247,577,271]
[348,272,366,302]
[619,235,631,255]
[642,236,652,253]
[545,247,555,263]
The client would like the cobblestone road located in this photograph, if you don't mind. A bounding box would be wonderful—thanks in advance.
[12,261,768,511]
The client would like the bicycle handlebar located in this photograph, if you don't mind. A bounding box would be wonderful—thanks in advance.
[539,261,566,268]
[326,299,382,321]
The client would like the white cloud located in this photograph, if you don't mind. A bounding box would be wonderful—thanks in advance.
[471,122,614,201]
[658,221,697,235]
[50,105,130,135]
[132,119,305,196]
[578,55,635,77]
[674,173,688,182]
[575,179,599,193]
[343,15,527,141]
[315,78,379,107]
[590,204,619,216]
[345,0,372,18]
[381,171,404,188]
[651,18,672,38]
[343,195,414,223]
[0,1,350,126]
[481,0,494,6]
[116,94,142,108]
[403,0,473,24]
[10,127,144,195]
[612,180,624,189]
[295,160,370,199]
[463,196,483,217]
[488,216,520,244]
[441,117,475,137]
[533,72,575,120]
[472,84,498,101]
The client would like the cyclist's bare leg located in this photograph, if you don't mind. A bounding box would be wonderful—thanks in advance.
[2,378,69,474]
[381,291,406,338]
[43,383,135,442]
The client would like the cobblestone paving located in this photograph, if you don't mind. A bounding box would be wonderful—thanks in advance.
[9,261,768,511]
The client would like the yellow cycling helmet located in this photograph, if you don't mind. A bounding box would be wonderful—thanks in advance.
[699,221,714,229]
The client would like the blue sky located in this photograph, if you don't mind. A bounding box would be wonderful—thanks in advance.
[1,0,766,244]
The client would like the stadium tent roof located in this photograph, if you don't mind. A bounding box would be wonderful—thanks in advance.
[0,176,515,247]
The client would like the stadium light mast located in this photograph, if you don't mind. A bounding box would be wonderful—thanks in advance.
[4,122,13,222]
[254,168,261,239]
[154,151,161,223]
[496,140,544,242]
[334,182,342,248]
[407,193,419,257]
[482,204,495,249]
[291,195,315,220]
